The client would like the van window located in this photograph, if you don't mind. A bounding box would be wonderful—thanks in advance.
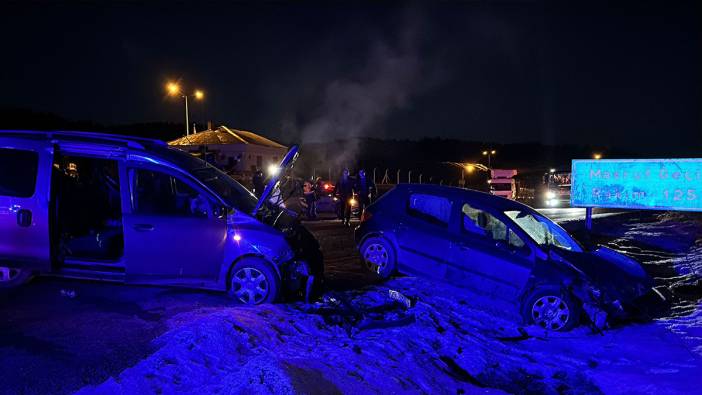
[407,193,452,226]
[462,203,525,249]
[0,148,38,197]
[132,169,209,217]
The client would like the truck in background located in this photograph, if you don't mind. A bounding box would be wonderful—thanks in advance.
[542,169,572,207]
[487,169,518,199]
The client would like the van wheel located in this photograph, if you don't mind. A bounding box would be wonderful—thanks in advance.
[229,258,280,305]
[0,266,32,289]
[521,286,580,331]
[360,237,396,279]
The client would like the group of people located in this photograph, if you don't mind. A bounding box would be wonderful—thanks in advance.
[302,168,376,225]
[249,167,376,224]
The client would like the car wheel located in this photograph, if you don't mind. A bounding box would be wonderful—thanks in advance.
[521,286,580,331]
[229,258,280,305]
[0,266,32,289]
[360,237,396,279]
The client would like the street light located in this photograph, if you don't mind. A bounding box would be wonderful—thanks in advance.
[593,153,603,160]
[166,81,205,136]
[482,149,497,168]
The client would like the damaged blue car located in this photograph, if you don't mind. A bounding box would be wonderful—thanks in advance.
[0,130,322,304]
[355,184,666,331]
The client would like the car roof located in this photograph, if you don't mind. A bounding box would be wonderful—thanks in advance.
[392,183,535,212]
[0,130,167,151]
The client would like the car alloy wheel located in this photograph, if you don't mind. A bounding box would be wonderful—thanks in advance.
[364,243,389,272]
[231,267,269,304]
[531,295,571,331]
[0,266,20,283]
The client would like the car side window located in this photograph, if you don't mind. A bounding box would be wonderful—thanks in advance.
[407,193,452,227]
[462,203,525,249]
[132,169,210,217]
[0,148,38,197]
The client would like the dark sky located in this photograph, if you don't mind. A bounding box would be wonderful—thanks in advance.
[1,1,700,154]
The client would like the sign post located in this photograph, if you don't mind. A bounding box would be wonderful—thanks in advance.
[585,207,593,230]
[571,159,702,230]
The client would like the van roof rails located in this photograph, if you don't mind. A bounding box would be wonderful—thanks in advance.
[0,130,167,150]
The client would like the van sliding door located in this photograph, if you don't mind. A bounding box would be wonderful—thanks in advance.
[0,138,53,272]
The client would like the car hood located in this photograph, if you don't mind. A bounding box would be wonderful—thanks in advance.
[252,144,299,215]
[553,246,652,302]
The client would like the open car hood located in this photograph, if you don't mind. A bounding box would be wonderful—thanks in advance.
[252,144,299,216]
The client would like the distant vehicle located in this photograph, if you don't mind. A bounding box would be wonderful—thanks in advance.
[0,131,322,304]
[543,170,571,207]
[355,184,664,331]
[488,169,517,199]
[314,180,337,213]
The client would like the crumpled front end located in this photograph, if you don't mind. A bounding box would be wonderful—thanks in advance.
[547,246,666,331]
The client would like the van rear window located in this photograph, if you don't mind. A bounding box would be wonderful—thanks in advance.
[0,148,38,197]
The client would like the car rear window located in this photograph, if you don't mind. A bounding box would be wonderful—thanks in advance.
[407,193,452,226]
[0,148,39,197]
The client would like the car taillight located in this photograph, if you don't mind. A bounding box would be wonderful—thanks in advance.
[360,209,373,223]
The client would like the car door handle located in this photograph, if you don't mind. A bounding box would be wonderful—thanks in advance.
[17,209,32,227]
[133,224,155,232]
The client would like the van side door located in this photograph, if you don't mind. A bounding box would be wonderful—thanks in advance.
[122,163,226,286]
[0,137,53,271]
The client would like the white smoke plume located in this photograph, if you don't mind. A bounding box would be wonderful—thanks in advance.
[285,12,439,170]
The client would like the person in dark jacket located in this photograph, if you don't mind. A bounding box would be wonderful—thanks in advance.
[354,169,375,214]
[252,170,265,198]
[334,168,354,225]
[302,180,317,220]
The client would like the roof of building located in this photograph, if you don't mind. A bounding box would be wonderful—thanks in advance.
[168,126,286,148]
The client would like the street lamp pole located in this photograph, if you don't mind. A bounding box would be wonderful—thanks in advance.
[482,150,497,169]
[167,82,203,136]
[184,94,189,136]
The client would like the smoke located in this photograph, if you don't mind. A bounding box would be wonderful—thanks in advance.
[284,13,437,169]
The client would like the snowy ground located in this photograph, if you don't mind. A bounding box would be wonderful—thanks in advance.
[2,212,701,394]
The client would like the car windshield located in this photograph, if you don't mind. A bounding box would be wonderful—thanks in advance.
[504,210,583,252]
[156,147,259,213]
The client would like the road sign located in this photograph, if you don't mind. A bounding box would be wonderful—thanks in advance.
[571,159,702,212]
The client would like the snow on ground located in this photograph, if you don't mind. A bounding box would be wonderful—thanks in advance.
[75,213,702,394]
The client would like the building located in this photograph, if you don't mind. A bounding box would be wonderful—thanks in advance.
[168,125,287,176]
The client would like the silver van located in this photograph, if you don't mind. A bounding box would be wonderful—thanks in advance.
[0,130,322,304]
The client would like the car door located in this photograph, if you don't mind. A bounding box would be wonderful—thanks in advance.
[449,201,534,300]
[122,164,226,285]
[394,192,453,280]
[0,138,52,271]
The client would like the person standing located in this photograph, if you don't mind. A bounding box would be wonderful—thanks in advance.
[252,169,265,197]
[355,169,375,214]
[334,168,354,225]
[302,180,317,220]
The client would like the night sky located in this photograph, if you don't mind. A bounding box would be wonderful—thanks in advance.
[1,1,699,154]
